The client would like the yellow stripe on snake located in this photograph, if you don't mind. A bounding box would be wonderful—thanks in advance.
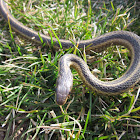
[0,0,140,105]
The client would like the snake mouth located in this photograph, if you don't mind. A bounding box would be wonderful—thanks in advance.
[56,93,68,105]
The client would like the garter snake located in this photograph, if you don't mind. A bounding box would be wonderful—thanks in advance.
[0,0,140,105]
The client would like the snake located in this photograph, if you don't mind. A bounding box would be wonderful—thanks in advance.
[0,0,140,105]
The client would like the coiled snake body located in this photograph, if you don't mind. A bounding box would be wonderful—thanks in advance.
[0,0,140,105]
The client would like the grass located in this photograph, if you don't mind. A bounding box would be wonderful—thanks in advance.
[0,0,140,139]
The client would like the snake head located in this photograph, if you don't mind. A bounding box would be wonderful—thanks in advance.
[56,68,73,105]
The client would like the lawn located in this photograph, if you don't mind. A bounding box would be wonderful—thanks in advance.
[0,0,140,139]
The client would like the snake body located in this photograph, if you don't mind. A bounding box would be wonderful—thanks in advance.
[0,0,140,105]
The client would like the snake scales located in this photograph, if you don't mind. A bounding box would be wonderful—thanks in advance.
[0,0,140,105]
